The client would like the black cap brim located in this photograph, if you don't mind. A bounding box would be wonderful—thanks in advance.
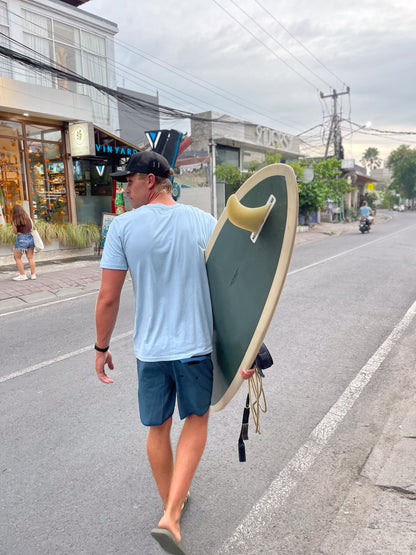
[109,170,129,182]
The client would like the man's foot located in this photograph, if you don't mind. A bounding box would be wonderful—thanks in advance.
[163,493,190,518]
[13,274,27,281]
[151,528,186,555]
[30,274,36,280]
[180,493,190,518]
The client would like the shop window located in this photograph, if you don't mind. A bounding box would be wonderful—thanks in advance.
[81,30,106,56]
[55,43,82,93]
[242,149,264,171]
[0,2,11,78]
[22,11,54,88]
[217,145,240,168]
[0,136,27,223]
[54,21,80,46]
[0,121,22,136]
[28,140,68,224]
[26,123,61,141]
[74,158,112,225]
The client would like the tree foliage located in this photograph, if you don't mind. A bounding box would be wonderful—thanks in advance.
[360,147,382,174]
[386,145,416,199]
[215,154,352,225]
[297,157,352,224]
[215,164,244,192]
[215,150,282,197]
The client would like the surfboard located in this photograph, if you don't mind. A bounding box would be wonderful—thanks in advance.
[205,163,298,411]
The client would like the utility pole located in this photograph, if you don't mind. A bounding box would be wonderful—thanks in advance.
[320,87,350,159]
[208,138,217,218]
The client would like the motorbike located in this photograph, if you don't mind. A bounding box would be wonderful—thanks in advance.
[359,216,371,233]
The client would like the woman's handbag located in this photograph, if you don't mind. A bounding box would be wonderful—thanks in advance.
[31,229,44,252]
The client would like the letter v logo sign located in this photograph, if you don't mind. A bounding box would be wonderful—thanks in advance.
[96,165,105,176]
[145,131,161,149]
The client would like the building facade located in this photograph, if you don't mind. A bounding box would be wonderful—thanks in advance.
[176,111,302,215]
[0,0,139,226]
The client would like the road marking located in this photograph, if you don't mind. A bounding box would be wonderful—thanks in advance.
[218,298,416,553]
[0,290,98,318]
[288,223,416,276]
[0,331,133,384]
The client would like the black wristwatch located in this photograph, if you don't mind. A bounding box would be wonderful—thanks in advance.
[94,344,109,353]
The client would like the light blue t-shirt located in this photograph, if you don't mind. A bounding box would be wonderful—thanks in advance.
[100,203,217,362]
[360,205,371,218]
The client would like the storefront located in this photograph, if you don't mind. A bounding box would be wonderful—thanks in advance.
[72,126,139,225]
[0,115,140,227]
[0,115,69,225]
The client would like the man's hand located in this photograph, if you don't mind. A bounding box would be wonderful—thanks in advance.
[240,367,255,380]
[95,350,115,384]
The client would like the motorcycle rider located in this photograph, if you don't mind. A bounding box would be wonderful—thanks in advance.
[360,200,374,227]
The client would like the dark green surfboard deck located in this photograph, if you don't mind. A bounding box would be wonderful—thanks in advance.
[205,164,298,411]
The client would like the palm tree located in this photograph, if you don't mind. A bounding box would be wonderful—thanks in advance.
[360,147,382,175]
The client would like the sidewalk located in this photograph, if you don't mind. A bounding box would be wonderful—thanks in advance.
[0,257,103,312]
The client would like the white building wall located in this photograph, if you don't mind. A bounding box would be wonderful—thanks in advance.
[0,0,119,131]
[0,77,93,122]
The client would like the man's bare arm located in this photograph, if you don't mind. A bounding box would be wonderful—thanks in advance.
[95,268,127,383]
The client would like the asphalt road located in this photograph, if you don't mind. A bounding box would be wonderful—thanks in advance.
[2,210,416,554]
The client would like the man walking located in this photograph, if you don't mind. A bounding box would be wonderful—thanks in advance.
[94,151,216,554]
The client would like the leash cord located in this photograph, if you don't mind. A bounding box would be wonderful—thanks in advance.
[248,367,267,434]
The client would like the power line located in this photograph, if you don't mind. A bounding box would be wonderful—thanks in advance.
[0,40,277,128]
[210,0,320,92]
[227,0,333,89]
[344,120,416,136]
[6,6,304,133]
[252,0,347,89]
[112,37,303,131]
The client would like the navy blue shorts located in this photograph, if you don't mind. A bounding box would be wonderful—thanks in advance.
[136,356,213,426]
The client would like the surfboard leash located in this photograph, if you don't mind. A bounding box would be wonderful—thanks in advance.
[238,344,273,462]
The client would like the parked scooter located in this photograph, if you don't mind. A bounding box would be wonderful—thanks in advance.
[359,217,371,233]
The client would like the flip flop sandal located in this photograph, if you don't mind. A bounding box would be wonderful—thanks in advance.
[151,528,186,555]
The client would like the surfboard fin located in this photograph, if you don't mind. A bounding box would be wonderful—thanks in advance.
[226,194,276,243]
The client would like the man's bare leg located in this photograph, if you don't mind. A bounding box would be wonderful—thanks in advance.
[147,417,174,510]
[157,410,209,541]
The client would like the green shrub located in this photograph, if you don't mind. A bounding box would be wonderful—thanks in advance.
[0,221,100,248]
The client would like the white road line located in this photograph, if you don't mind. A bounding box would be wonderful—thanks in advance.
[0,290,98,318]
[218,298,416,554]
[0,331,132,384]
[288,223,416,276]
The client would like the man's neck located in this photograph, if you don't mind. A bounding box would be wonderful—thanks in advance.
[148,191,176,206]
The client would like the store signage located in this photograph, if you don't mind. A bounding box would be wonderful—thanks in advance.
[341,159,355,169]
[95,145,139,156]
[96,165,106,176]
[256,125,294,150]
[69,122,95,157]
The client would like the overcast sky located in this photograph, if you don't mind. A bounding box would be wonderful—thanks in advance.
[84,0,416,163]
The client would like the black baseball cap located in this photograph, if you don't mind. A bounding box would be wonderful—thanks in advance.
[110,151,171,182]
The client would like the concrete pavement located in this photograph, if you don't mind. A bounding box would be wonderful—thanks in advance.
[2,215,415,553]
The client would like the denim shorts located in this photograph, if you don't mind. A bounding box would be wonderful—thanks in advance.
[14,233,35,252]
[136,355,213,426]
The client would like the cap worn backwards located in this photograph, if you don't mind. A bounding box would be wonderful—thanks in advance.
[110,151,171,182]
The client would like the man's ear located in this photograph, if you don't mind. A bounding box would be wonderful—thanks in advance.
[147,173,156,190]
